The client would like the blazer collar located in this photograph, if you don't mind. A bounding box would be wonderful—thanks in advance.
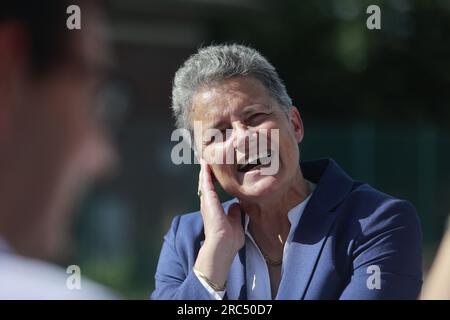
[298,158,354,223]
[277,158,354,299]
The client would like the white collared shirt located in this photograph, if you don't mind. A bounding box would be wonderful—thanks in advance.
[195,182,315,300]
[0,236,117,299]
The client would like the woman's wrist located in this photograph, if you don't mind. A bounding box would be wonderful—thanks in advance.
[194,240,237,288]
[193,267,227,291]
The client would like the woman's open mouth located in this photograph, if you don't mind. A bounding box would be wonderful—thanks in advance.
[237,151,272,173]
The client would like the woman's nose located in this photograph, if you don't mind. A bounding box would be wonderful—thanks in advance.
[232,123,248,150]
[232,123,258,157]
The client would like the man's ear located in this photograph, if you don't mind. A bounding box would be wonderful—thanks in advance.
[289,106,304,144]
[0,23,26,142]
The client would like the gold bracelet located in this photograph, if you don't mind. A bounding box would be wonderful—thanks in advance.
[193,267,226,292]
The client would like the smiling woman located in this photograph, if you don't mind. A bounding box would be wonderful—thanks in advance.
[151,44,423,300]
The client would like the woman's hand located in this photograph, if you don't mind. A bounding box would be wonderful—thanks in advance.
[198,158,245,253]
[193,158,245,289]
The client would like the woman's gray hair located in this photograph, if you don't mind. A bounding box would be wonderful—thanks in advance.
[171,44,293,131]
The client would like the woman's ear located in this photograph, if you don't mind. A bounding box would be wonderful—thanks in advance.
[289,106,304,144]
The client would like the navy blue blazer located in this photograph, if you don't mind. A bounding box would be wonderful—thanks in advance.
[151,158,422,299]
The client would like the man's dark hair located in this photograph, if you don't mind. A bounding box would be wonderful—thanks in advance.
[0,0,88,75]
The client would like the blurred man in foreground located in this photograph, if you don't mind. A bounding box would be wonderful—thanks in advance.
[0,1,117,298]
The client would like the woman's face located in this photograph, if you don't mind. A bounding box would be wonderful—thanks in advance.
[191,76,304,202]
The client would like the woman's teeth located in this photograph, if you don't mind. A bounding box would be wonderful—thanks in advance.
[237,152,272,173]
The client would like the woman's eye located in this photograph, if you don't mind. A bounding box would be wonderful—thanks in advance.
[247,113,267,125]
[204,130,227,145]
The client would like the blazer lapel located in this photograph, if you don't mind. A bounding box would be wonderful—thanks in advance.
[277,159,354,300]
[276,201,338,299]
[225,207,247,300]
[224,246,247,300]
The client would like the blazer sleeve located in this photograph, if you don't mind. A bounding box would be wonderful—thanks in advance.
[150,215,212,300]
[339,199,423,300]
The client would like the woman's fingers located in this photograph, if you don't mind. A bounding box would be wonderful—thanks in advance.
[200,158,214,193]
[199,158,221,218]
[197,158,244,253]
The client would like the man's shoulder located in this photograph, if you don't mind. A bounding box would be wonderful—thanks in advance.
[0,252,117,299]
